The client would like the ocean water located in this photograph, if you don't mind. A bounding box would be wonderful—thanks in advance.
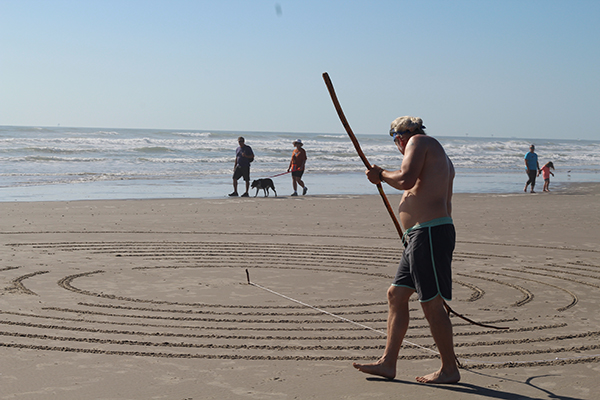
[1,125,599,202]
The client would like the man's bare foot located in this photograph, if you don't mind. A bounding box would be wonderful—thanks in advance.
[415,368,460,384]
[353,361,396,380]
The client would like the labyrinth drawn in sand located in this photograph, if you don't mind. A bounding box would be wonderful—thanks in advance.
[2,234,600,369]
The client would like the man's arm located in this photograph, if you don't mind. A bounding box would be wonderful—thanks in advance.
[380,136,426,191]
[288,150,294,171]
[446,159,455,217]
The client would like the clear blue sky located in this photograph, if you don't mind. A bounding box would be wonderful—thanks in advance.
[1,0,599,139]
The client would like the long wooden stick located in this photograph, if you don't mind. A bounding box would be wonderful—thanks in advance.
[322,72,508,331]
[322,72,403,240]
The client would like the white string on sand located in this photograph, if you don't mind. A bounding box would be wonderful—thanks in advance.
[245,270,600,368]
[245,269,440,356]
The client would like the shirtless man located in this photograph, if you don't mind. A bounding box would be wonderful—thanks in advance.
[353,116,460,384]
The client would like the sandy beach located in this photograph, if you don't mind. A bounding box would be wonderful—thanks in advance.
[1,183,599,399]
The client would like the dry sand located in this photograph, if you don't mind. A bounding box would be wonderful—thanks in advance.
[1,183,599,399]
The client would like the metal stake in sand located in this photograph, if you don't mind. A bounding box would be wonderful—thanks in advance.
[322,72,508,331]
[245,269,439,355]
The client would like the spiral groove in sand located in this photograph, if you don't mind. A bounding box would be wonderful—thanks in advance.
[3,236,600,369]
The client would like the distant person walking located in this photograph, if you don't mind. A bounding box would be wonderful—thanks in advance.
[229,137,254,197]
[524,144,540,193]
[287,139,308,196]
[540,161,555,192]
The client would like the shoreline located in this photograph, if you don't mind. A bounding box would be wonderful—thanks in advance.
[0,178,596,204]
[1,185,599,399]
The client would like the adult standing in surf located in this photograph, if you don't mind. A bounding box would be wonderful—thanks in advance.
[353,116,460,384]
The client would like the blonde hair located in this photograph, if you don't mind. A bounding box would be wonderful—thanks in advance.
[390,116,426,134]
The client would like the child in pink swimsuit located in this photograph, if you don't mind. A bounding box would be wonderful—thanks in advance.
[540,162,555,192]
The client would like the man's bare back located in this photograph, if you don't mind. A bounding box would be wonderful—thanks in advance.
[396,134,454,230]
[362,117,459,385]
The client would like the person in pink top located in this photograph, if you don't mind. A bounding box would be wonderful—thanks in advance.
[540,161,555,192]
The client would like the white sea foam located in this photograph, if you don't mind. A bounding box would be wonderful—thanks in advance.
[1,125,599,201]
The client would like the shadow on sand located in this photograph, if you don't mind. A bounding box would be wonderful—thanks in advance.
[366,373,583,400]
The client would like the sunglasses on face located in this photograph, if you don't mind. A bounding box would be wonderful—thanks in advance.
[390,128,410,141]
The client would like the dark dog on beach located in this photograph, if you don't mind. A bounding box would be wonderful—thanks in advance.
[251,179,277,197]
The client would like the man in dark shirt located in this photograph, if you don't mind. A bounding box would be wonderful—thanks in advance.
[229,137,254,197]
